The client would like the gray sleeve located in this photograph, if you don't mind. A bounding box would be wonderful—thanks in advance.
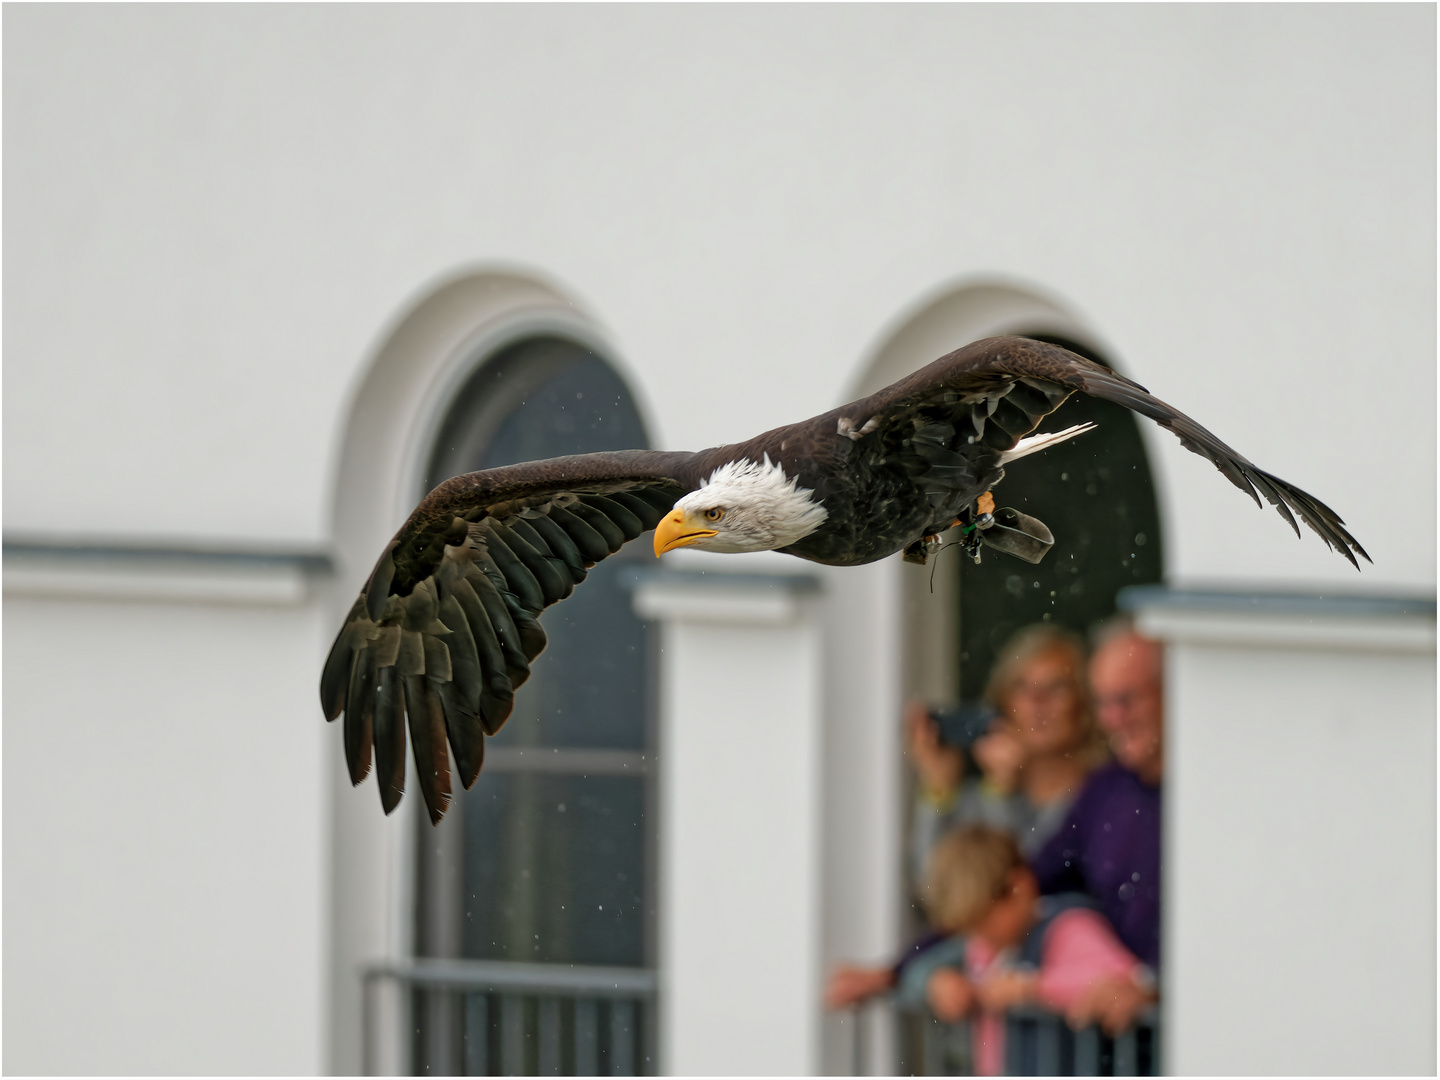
[893,935,969,1008]
[909,798,945,891]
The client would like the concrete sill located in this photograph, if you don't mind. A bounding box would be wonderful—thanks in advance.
[1119,585,1437,653]
[3,537,333,607]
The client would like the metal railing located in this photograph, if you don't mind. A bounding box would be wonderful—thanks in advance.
[871,1004,1159,1076]
[362,958,658,1076]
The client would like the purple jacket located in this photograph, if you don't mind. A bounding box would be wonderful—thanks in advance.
[1028,762,1161,969]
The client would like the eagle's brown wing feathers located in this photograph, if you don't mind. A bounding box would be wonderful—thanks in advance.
[321,450,700,822]
[866,336,1368,567]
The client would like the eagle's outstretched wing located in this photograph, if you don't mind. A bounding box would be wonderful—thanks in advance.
[865,336,1369,568]
[320,450,702,823]
[327,337,1368,824]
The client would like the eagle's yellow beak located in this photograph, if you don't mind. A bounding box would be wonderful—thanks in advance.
[653,509,717,557]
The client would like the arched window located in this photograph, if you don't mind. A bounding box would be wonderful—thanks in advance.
[413,336,656,1075]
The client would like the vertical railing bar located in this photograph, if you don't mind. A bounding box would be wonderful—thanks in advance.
[939,1016,956,1075]
[1115,1025,1139,1076]
[924,1015,945,1078]
[609,999,635,1076]
[959,1017,977,1075]
[465,992,489,1076]
[398,977,414,1078]
[1036,1013,1062,1076]
[500,994,525,1077]
[643,994,657,1076]
[575,997,599,1076]
[1074,1024,1102,1077]
[1003,1014,1023,1076]
[427,984,462,1077]
[538,996,562,1076]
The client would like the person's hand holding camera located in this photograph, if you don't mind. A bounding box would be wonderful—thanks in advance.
[904,700,963,802]
[971,725,1025,795]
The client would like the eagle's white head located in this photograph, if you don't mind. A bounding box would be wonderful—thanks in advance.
[653,456,829,556]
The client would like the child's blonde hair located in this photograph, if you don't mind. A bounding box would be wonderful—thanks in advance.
[923,825,1024,932]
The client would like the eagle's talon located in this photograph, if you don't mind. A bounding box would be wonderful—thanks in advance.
[902,532,945,565]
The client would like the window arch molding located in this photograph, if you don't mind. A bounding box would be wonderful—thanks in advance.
[380,274,642,522]
[326,267,653,1075]
[850,276,1121,398]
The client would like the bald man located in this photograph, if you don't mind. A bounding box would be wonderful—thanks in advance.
[1028,625,1163,973]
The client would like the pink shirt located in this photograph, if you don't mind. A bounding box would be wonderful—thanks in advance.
[965,908,1142,1076]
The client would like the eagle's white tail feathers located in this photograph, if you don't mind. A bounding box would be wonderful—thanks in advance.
[997,422,1098,464]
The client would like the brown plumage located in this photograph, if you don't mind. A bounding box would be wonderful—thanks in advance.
[322,336,1367,822]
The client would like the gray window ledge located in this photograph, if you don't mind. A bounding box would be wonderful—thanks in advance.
[1119,585,1437,654]
[3,536,333,607]
[363,956,657,996]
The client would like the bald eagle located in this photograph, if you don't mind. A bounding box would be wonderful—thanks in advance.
[321,336,1367,822]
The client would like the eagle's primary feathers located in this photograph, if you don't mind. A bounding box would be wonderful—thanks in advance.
[321,336,1368,823]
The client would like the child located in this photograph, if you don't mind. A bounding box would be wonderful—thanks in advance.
[825,699,1021,1011]
[917,824,1155,1076]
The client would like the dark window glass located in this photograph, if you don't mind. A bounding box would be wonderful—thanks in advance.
[427,337,650,487]
[462,773,647,967]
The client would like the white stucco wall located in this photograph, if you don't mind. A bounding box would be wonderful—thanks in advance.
[1136,595,1436,1075]
[4,6,1433,1076]
[2,591,329,1075]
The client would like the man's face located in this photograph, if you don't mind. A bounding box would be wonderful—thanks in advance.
[1089,633,1164,782]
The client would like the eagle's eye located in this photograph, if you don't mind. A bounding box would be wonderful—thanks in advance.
[704,507,725,523]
